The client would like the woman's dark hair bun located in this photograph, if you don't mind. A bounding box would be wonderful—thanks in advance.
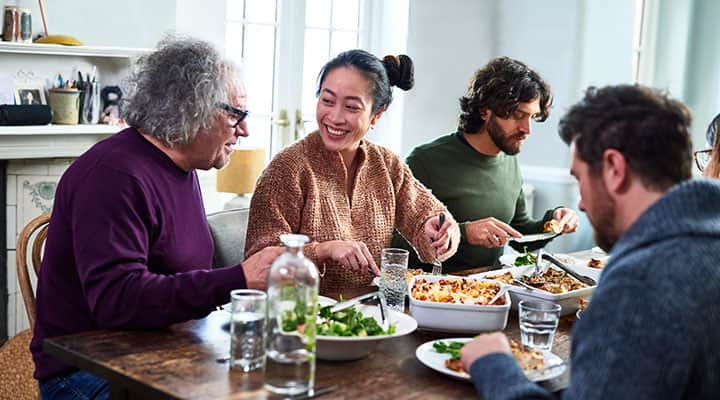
[382,54,414,91]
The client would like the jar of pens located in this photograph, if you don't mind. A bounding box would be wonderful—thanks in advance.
[49,68,100,125]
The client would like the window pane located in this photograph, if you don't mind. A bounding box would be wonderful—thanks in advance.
[227,0,245,21]
[302,28,330,121]
[332,0,359,30]
[245,0,276,24]
[241,116,273,150]
[306,0,331,28]
[244,24,276,115]
[225,21,244,66]
[330,30,358,56]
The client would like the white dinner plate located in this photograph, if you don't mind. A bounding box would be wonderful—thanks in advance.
[415,338,566,382]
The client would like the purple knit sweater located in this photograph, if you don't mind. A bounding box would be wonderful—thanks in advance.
[31,128,248,380]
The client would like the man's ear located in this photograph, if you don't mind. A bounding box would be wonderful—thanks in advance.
[602,149,630,194]
[480,108,491,121]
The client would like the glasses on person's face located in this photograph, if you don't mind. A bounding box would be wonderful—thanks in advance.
[694,149,712,172]
[216,102,249,128]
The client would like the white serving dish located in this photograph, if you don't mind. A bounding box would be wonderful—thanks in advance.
[470,265,599,316]
[316,296,417,361]
[407,275,510,333]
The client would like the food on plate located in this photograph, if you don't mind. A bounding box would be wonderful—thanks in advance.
[406,268,425,283]
[543,219,563,234]
[486,269,588,294]
[517,269,588,293]
[587,258,605,269]
[578,297,589,311]
[435,339,544,373]
[513,246,537,266]
[317,303,396,337]
[410,277,506,305]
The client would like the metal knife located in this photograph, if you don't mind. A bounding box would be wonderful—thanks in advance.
[329,291,379,313]
[293,385,338,400]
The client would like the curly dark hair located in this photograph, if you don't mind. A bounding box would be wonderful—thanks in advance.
[559,85,692,191]
[316,49,414,115]
[458,57,552,134]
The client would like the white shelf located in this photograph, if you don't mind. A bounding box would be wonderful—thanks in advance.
[0,41,151,59]
[0,124,121,135]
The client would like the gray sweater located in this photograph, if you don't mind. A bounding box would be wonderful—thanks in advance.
[470,179,720,399]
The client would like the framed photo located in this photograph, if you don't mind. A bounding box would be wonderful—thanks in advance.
[14,85,46,105]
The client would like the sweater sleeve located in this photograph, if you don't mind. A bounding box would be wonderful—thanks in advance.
[71,168,247,329]
[244,151,318,260]
[390,155,460,263]
[470,353,553,400]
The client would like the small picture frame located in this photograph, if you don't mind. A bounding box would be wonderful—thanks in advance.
[14,85,46,105]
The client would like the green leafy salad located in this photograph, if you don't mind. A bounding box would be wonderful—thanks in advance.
[514,246,537,266]
[432,340,465,360]
[317,304,396,337]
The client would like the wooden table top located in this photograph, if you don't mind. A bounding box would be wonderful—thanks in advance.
[43,268,576,400]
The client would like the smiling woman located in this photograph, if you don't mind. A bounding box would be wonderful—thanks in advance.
[245,49,460,294]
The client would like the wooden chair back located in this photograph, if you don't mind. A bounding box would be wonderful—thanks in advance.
[15,212,51,329]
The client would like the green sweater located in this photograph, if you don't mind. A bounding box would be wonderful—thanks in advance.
[391,133,554,272]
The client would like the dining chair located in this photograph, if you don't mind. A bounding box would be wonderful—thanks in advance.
[16,212,51,328]
[206,208,249,268]
[0,212,50,400]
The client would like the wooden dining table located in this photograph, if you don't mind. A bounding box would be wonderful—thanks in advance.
[43,267,578,400]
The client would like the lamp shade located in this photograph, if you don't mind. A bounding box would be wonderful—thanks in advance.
[216,148,266,194]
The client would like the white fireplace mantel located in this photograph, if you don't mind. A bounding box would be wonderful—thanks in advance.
[0,125,119,159]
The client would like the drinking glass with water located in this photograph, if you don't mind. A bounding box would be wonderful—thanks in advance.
[518,300,561,352]
[229,289,267,372]
[380,248,409,312]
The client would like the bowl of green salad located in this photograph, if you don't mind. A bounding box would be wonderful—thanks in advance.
[316,296,417,361]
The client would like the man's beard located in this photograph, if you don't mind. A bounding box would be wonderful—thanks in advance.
[588,183,620,252]
[487,116,526,155]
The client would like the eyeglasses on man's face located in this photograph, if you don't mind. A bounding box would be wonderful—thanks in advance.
[216,102,249,128]
[694,149,712,172]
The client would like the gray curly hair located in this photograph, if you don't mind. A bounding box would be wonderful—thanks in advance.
[122,35,239,146]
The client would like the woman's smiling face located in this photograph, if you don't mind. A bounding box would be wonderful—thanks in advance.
[316,66,383,160]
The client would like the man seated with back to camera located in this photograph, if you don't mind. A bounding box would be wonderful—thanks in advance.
[460,84,720,400]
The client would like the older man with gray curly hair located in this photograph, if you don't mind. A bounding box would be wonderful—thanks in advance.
[30,35,283,399]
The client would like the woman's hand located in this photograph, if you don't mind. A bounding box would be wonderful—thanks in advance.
[553,207,579,233]
[465,217,521,248]
[317,240,380,276]
[242,246,285,290]
[424,214,455,256]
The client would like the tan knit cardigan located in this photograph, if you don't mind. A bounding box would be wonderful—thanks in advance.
[245,131,459,294]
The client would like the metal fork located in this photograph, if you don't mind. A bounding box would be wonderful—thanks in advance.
[431,213,445,275]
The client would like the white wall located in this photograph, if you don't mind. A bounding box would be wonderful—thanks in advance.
[401,0,496,158]
[11,0,176,48]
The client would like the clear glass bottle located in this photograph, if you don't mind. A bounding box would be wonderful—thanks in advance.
[264,234,319,396]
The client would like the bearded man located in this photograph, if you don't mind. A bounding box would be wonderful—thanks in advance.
[391,57,578,272]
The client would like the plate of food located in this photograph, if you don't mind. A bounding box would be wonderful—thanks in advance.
[416,338,565,382]
[408,275,510,332]
[470,265,599,315]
